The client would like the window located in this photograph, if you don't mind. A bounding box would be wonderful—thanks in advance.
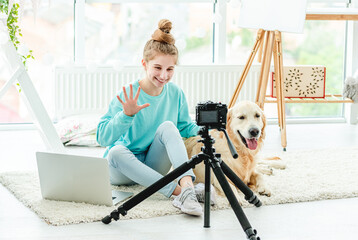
[225,0,352,119]
[84,2,213,66]
[0,0,74,124]
[281,20,346,119]
[1,0,356,125]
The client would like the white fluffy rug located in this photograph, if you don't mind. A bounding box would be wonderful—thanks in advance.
[1,147,358,226]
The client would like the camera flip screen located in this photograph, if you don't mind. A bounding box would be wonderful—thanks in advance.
[199,110,218,123]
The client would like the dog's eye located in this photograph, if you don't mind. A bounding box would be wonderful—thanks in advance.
[238,116,245,120]
[255,113,260,118]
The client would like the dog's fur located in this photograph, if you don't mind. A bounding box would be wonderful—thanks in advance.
[185,101,281,198]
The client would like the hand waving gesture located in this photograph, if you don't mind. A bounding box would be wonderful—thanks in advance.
[117,84,150,116]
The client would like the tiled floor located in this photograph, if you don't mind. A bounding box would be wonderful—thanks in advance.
[0,123,357,240]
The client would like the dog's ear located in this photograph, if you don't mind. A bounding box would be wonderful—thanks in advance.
[260,108,266,140]
[227,107,233,126]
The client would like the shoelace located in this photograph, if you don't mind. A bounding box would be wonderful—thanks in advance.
[195,184,215,203]
[196,192,204,202]
[178,187,197,203]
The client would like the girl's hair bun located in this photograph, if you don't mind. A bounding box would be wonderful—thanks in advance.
[152,19,175,45]
[143,19,178,63]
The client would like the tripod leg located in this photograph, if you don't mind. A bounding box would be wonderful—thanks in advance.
[204,161,211,228]
[102,154,205,224]
[220,161,262,207]
[211,164,260,240]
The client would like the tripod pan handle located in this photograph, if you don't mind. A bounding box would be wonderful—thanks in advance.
[219,128,238,159]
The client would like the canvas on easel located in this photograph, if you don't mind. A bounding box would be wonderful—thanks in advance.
[238,0,307,33]
[230,0,307,150]
[0,31,65,153]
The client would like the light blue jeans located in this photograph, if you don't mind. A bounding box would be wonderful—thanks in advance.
[107,121,196,198]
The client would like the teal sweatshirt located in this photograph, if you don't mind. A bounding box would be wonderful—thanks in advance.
[96,79,200,157]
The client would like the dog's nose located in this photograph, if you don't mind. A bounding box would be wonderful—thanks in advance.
[249,128,260,138]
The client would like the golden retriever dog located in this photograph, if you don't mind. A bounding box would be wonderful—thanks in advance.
[185,101,277,198]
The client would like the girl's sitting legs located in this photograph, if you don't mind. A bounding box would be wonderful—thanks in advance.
[107,121,203,215]
[108,145,177,197]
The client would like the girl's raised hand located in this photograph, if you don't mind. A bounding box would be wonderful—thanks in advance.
[117,84,150,116]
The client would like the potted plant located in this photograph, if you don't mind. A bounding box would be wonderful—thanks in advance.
[0,0,34,66]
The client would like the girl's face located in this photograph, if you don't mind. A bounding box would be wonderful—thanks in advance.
[142,54,176,89]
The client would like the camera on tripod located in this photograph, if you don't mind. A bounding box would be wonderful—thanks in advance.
[196,101,227,130]
[102,99,261,240]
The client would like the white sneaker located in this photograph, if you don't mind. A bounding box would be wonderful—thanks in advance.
[172,187,203,216]
[194,183,217,205]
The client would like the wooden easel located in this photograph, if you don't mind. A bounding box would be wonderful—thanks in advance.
[0,39,65,153]
[228,29,287,151]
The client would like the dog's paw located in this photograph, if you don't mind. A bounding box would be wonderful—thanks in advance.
[257,186,271,197]
[258,159,287,171]
[256,165,273,175]
[271,161,286,170]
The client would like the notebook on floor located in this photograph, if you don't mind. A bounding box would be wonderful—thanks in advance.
[36,151,133,207]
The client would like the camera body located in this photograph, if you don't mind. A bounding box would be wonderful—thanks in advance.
[196,100,227,129]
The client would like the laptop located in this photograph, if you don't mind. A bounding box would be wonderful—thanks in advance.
[36,152,133,207]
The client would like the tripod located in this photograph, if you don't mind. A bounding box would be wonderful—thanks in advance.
[102,126,262,240]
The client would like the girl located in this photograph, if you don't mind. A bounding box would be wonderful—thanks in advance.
[97,19,204,216]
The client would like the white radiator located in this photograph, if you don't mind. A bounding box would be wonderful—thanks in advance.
[54,65,262,120]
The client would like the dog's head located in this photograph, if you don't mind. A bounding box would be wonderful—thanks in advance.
[226,101,266,153]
